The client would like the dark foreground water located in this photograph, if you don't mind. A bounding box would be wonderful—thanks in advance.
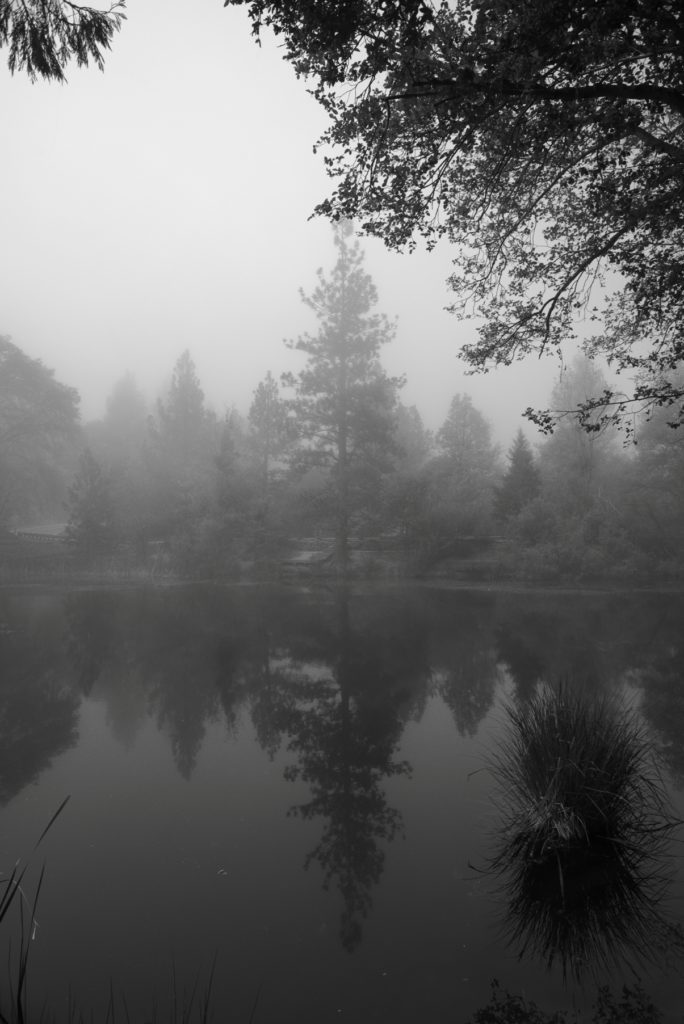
[0,583,683,1022]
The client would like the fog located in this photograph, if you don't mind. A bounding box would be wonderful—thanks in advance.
[0,0,558,441]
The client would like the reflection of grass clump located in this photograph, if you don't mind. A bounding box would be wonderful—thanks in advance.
[489,685,682,979]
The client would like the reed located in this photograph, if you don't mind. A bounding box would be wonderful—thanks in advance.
[0,797,70,1024]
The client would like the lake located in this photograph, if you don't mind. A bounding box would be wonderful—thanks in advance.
[0,583,683,1022]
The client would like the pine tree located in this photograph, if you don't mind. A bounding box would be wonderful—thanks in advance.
[495,430,541,523]
[248,371,288,488]
[283,222,403,572]
[157,350,209,472]
[282,224,401,573]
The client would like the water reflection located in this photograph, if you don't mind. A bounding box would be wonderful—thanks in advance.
[1,582,683,998]
[0,597,78,804]
[488,683,683,980]
[629,602,684,787]
[272,589,419,950]
[63,586,429,949]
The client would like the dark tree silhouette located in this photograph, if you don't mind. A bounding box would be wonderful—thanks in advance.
[231,0,684,429]
[1,0,126,82]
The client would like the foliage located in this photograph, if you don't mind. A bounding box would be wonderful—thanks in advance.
[248,370,289,484]
[231,0,684,429]
[538,359,621,510]
[283,221,403,570]
[468,980,569,1024]
[392,402,432,471]
[495,430,540,523]
[488,685,682,980]
[65,447,117,561]
[0,336,80,526]
[88,372,148,463]
[156,350,215,475]
[468,980,665,1024]
[143,351,222,568]
[492,358,654,581]
[437,393,497,467]
[402,393,499,567]
[621,382,684,566]
[1,0,126,82]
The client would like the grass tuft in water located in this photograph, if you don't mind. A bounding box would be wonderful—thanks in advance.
[487,683,683,980]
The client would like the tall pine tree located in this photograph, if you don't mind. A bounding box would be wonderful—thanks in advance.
[283,222,402,572]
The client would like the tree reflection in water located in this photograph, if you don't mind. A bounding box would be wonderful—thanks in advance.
[487,683,683,981]
[0,598,78,805]
[269,588,420,951]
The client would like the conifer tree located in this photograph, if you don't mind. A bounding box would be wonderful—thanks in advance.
[248,371,288,488]
[157,350,209,471]
[283,222,403,572]
[495,430,541,523]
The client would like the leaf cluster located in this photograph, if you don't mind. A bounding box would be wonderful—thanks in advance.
[230,0,684,426]
[1,0,126,81]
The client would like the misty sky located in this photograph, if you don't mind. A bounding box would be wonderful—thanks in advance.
[1,0,562,441]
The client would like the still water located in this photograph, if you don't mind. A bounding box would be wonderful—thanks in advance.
[0,583,682,1022]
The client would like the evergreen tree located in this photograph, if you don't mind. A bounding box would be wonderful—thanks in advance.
[495,430,540,523]
[283,222,403,572]
[144,351,219,567]
[248,371,288,487]
[156,350,210,473]
[65,448,116,562]
[539,357,620,513]
[432,393,500,534]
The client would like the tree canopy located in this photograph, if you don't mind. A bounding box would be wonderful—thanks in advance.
[231,0,684,431]
[0,0,126,82]
[0,335,79,523]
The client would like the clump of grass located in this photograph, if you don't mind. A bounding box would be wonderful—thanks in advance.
[487,683,683,980]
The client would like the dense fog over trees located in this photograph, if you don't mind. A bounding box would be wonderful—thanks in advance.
[1,221,683,583]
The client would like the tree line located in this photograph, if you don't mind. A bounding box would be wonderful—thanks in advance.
[1,222,683,582]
